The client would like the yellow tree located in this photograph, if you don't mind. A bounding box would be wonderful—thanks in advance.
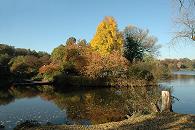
[90,16,123,55]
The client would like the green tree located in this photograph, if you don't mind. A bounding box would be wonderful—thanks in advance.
[0,44,15,56]
[66,37,77,46]
[90,16,123,55]
[15,48,30,56]
[51,44,66,63]
[123,25,159,63]
[0,53,10,65]
[9,55,40,78]
[77,39,87,47]
[50,37,88,76]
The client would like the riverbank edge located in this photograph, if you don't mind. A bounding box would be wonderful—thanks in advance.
[20,112,195,130]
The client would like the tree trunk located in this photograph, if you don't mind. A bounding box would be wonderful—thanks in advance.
[161,91,172,112]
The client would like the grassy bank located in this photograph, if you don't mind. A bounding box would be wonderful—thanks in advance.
[16,112,195,130]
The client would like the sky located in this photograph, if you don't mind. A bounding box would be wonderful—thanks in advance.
[0,0,195,59]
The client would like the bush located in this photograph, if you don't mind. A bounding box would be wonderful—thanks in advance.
[128,57,171,81]
[39,63,61,81]
[128,63,154,81]
[9,55,43,79]
[82,51,129,79]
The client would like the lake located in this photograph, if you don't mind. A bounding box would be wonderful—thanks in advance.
[1,70,194,130]
[160,70,195,114]
[0,86,159,130]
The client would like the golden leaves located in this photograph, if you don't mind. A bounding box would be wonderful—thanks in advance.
[90,16,124,56]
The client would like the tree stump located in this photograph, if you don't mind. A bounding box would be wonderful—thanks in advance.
[161,91,172,112]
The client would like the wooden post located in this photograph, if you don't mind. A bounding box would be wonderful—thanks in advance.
[161,91,172,112]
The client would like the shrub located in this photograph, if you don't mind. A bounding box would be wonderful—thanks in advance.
[39,63,61,81]
[82,50,129,79]
[128,63,154,81]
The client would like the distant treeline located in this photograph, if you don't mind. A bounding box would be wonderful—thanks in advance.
[160,58,195,71]
[0,16,171,89]
[0,44,50,86]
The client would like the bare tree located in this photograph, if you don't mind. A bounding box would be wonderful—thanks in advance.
[172,0,195,42]
[177,0,195,9]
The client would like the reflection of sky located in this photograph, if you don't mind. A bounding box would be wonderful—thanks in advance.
[0,96,66,130]
[161,72,195,114]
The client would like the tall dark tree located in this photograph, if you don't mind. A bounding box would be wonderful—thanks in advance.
[66,37,77,46]
[123,25,159,63]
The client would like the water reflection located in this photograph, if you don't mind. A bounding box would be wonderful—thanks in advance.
[40,88,127,125]
[0,86,160,130]
[0,90,14,106]
[161,71,195,114]
[173,70,195,75]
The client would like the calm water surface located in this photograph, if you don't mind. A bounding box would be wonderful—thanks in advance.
[1,70,195,130]
[0,86,159,130]
[160,70,195,114]
[0,96,66,129]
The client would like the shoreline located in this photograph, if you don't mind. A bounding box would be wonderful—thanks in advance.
[18,112,195,130]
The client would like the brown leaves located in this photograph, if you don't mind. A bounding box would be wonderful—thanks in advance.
[82,50,129,79]
[39,63,60,74]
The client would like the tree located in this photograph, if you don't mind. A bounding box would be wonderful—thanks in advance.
[123,25,159,63]
[39,63,61,81]
[0,44,15,56]
[82,50,128,79]
[77,39,87,47]
[39,55,51,66]
[51,37,79,63]
[51,44,66,63]
[176,0,195,10]
[90,16,123,55]
[0,63,12,86]
[66,37,77,46]
[15,48,29,56]
[0,53,10,65]
[172,0,195,42]
[49,37,89,77]
[9,55,41,78]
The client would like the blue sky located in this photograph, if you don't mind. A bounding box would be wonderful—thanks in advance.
[0,0,195,59]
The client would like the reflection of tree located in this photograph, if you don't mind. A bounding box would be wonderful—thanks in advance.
[41,88,126,124]
[0,89,14,105]
[0,64,12,87]
[41,87,160,124]
[0,85,161,125]
[0,86,41,105]
[9,86,40,98]
[173,74,195,79]
[120,86,160,115]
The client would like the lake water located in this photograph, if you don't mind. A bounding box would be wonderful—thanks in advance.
[0,86,159,130]
[160,70,195,114]
[1,70,195,130]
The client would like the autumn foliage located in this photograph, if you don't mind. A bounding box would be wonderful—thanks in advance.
[90,16,124,55]
[0,16,168,87]
[39,63,60,74]
[35,16,166,87]
[82,51,129,79]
